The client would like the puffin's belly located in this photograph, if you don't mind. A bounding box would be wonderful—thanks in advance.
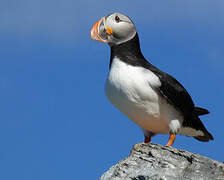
[104,57,173,134]
[105,78,170,133]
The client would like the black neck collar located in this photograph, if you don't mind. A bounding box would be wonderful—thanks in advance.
[109,34,149,69]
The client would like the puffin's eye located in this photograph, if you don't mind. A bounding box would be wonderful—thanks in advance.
[115,16,120,23]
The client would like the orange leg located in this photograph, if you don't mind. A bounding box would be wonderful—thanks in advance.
[166,133,176,146]
[144,136,151,143]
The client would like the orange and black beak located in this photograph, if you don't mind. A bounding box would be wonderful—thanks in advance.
[91,17,113,43]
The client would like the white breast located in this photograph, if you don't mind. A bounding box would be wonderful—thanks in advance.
[105,57,183,134]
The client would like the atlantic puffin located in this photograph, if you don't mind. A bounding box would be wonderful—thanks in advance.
[91,13,214,146]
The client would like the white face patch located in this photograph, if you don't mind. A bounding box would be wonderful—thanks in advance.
[105,13,137,45]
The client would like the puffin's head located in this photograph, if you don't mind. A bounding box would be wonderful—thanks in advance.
[91,13,136,46]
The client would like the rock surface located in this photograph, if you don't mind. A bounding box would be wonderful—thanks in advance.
[99,143,224,180]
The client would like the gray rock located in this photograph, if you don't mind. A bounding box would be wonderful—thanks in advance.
[99,143,224,180]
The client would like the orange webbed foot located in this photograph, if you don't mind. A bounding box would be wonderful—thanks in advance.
[166,133,176,146]
[144,136,151,144]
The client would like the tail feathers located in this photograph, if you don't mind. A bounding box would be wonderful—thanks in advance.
[182,115,214,142]
[194,125,214,142]
[194,133,214,142]
[193,117,214,142]
[193,107,213,141]
[194,107,209,116]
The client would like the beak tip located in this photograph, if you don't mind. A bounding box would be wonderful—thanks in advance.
[90,25,95,40]
[90,18,106,43]
[90,28,95,40]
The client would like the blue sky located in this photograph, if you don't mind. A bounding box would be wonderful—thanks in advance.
[0,0,224,179]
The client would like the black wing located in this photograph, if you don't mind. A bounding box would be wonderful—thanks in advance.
[136,56,209,121]
[149,65,213,141]
[149,65,195,120]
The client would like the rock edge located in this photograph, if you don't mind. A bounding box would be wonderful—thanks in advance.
[99,143,224,180]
